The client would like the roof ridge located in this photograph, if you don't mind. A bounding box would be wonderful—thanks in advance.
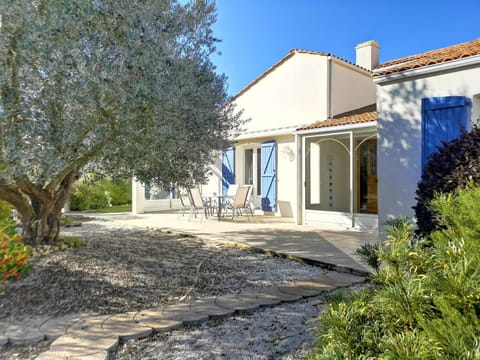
[377,38,480,68]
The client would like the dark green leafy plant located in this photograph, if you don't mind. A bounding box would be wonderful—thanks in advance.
[356,242,380,272]
[414,126,480,236]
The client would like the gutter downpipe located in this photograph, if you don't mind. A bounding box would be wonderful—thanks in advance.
[350,131,354,228]
[294,133,302,224]
[327,56,333,119]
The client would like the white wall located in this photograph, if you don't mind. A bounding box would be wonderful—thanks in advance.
[331,60,376,115]
[377,66,480,226]
[233,53,329,133]
[276,135,297,217]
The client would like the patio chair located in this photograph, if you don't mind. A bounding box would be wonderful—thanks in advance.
[221,184,238,213]
[187,187,207,222]
[229,185,253,221]
[177,190,191,220]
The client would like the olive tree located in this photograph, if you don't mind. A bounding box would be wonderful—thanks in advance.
[0,0,241,245]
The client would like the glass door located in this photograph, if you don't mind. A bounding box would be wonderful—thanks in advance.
[356,139,377,213]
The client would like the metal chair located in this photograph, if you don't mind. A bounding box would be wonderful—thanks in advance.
[187,187,207,222]
[177,190,191,220]
[229,185,254,221]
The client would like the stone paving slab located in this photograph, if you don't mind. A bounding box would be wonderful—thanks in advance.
[256,286,304,302]
[237,291,282,307]
[102,312,152,341]
[39,313,95,340]
[133,308,166,321]
[291,278,337,290]
[160,302,210,325]
[6,316,50,345]
[35,350,108,360]
[276,284,324,297]
[135,316,183,333]
[188,299,236,319]
[49,334,119,356]
[323,271,366,286]
[8,328,45,346]
[214,294,261,313]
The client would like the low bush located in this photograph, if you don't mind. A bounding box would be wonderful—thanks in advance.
[310,185,480,359]
[0,219,31,282]
[61,236,85,248]
[0,200,12,222]
[355,242,380,272]
[70,177,131,211]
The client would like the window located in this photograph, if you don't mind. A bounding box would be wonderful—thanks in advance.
[244,147,261,196]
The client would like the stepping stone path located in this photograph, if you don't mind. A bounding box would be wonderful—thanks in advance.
[1,271,366,360]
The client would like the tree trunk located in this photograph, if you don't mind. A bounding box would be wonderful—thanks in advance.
[0,173,77,246]
[21,199,63,246]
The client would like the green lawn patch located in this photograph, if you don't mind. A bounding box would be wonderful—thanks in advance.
[86,204,132,213]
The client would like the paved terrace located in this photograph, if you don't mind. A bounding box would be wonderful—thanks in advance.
[90,211,378,275]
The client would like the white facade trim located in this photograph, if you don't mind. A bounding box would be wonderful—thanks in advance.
[235,124,307,140]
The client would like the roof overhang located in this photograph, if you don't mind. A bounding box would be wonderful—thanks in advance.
[294,121,376,136]
[374,54,480,84]
[234,124,307,141]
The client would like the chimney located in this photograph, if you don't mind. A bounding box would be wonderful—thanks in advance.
[355,40,380,70]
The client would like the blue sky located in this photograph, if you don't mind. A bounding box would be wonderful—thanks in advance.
[211,0,480,97]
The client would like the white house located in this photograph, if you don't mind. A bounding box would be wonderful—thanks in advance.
[132,41,379,229]
[200,41,378,228]
[374,38,480,227]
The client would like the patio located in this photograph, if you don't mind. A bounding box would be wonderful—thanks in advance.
[89,210,377,274]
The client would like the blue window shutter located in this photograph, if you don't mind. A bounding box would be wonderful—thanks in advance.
[261,141,276,212]
[422,96,472,169]
[222,147,235,197]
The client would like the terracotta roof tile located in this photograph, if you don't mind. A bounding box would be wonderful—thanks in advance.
[298,105,376,131]
[374,38,480,77]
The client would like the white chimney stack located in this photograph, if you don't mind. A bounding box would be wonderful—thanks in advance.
[355,40,380,70]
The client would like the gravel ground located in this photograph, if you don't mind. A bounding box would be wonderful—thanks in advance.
[0,217,326,323]
[0,215,332,359]
[115,297,325,360]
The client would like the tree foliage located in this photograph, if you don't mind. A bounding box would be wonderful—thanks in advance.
[0,0,241,244]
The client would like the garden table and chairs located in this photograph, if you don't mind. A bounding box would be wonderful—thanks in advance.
[181,185,253,222]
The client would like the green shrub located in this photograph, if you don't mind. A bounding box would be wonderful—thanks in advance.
[70,177,131,210]
[0,220,31,282]
[105,179,131,206]
[0,200,12,222]
[310,186,480,359]
[61,236,85,248]
[414,126,480,236]
[355,242,380,272]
